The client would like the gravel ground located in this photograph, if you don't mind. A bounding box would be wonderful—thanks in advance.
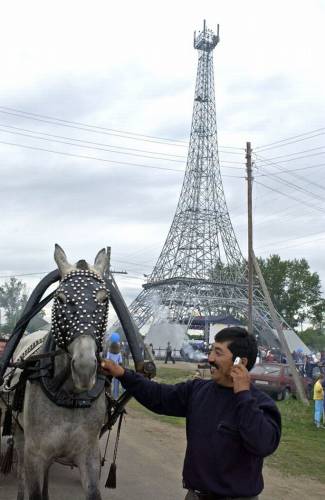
[1,405,325,499]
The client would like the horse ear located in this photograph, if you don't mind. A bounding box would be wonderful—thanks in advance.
[54,244,72,277]
[94,248,109,276]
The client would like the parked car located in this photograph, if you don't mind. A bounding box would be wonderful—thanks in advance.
[0,337,8,358]
[250,362,314,400]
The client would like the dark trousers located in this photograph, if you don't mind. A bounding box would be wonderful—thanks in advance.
[184,491,259,500]
[165,352,175,363]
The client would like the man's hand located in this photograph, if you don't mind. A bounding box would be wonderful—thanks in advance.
[230,362,250,394]
[101,359,125,378]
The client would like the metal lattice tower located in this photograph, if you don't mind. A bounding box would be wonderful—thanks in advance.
[114,21,283,347]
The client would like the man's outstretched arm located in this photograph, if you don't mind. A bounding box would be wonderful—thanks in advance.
[101,359,192,417]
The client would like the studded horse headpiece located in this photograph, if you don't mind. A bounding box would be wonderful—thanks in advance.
[51,269,109,350]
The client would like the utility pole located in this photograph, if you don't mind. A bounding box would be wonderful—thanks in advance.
[246,142,253,335]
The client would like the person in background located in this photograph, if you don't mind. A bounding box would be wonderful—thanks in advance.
[122,342,130,367]
[148,343,155,359]
[106,333,123,399]
[165,341,175,364]
[313,373,324,428]
[101,327,281,499]
[322,376,325,426]
[265,350,274,362]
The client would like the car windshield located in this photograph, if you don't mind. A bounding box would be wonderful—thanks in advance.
[251,365,281,375]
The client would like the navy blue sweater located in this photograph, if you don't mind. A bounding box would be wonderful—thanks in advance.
[119,370,281,497]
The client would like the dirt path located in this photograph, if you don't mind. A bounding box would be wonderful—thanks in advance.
[1,406,325,499]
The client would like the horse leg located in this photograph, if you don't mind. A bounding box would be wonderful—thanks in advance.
[15,428,25,500]
[78,449,102,500]
[42,465,50,500]
[24,449,47,500]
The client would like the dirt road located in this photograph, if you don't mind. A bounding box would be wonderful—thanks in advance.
[1,405,325,499]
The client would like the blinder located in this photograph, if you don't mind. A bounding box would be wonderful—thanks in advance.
[51,269,109,351]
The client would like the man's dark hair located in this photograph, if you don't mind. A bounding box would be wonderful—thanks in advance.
[214,327,257,371]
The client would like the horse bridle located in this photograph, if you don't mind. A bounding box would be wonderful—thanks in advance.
[51,269,109,351]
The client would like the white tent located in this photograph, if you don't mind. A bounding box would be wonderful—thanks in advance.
[281,329,311,355]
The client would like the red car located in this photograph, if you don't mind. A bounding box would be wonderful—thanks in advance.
[250,363,314,400]
[0,338,7,358]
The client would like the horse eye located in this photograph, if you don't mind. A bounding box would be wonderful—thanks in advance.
[57,292,67,304]
[96,289,108,303]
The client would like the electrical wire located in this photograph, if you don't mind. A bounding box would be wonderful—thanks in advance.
[0,122,186,159]
[0,126,187,164]
[255,150,325,167]
[255,145,325,162]
[0,106,242,152]
[0,125,245,167]
[253,152,325,192]
[254,180,325,214]
[0,139,245,178]
[255,126,325,151]
[254,162,325,204]
[255,229,325,251]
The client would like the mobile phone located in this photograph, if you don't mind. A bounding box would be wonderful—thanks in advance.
[234,356,241,365]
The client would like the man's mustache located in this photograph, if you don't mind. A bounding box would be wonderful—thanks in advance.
[209,362,219,369]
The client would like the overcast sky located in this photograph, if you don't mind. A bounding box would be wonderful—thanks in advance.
[1,0,325,318]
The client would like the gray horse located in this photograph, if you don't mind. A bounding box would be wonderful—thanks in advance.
[14,245,110,500]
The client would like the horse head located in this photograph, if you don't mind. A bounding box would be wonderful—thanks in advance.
[53,244,109,392]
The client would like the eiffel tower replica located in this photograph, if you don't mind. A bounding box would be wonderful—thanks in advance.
[115,21,281,348]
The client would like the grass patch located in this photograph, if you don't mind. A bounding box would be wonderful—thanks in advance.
[154,366,194,384]
[266,399,325,482]
[125,365,325,481]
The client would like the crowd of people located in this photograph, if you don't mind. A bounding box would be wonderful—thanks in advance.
[257,346,325,375]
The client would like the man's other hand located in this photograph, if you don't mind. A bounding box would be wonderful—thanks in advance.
[101,359,125,378]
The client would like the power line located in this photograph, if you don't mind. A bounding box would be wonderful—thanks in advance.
[255,126,325,151]
[0,139,245,178]
[0,122,186,159]
[256,132,325,152]
[0,139,184,173]
[254,152,325,196]
[256,145,325,162]
[256,233,325,254]
[255,229,325,251]
[0,106,242,152]
[0,126,186,164]
[0,123,245,168]
[0,271,48,279]
[254,163,325,204]
[255,159,325,182]
[0,107,188,145]
[254,180,325,214]
[253,153,325,205]
[255,150,325,166]
[254,152,325,204]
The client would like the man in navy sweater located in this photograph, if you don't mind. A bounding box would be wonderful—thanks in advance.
[101,327,281,500]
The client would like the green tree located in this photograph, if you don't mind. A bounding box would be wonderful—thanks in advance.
[298,328,325,351]
[258,255,322,329]
[0,277,28,331]
[310,299,325,330]
[0,277,47,335]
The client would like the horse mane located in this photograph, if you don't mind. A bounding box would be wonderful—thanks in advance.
[76,259,89,270]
